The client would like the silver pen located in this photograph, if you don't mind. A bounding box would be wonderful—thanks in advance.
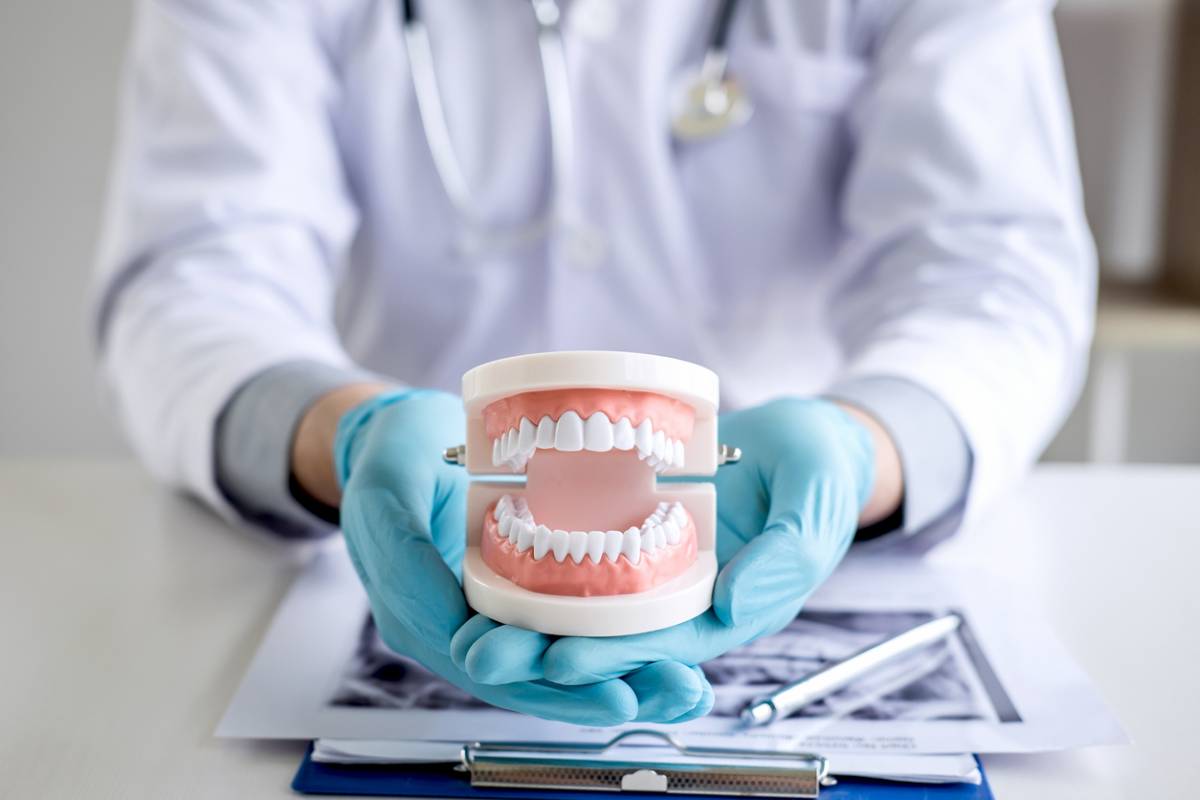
[739,612,963,727]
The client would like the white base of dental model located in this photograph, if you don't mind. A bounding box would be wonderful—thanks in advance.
[456,351,722,637]
[461,550,718,637]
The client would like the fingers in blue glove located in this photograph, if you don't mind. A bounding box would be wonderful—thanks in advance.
[451,615,715,723]
[712,526,824,627]
[450,615,552,684]
[626,661,713,723]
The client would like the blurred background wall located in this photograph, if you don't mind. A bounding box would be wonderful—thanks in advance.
[1,0,1197,462]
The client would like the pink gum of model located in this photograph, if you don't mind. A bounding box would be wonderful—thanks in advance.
[483,388,696,441]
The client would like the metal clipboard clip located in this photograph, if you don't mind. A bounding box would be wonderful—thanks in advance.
[460,729,834,798]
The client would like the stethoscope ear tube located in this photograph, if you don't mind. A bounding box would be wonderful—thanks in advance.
[399,0,751,255]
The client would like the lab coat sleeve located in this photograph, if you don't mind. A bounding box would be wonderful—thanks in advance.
[215,361,388,538]
[92,0,360,524]
[829,0,1096,526]
[826,376,971,553]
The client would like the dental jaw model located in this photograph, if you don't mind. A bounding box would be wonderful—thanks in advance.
[451,352,728,637]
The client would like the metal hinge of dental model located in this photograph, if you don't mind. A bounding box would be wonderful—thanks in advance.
[442,443,741,466]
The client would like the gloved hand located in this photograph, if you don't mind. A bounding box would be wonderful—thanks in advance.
[462,397,875,688]
[336,389,714,725]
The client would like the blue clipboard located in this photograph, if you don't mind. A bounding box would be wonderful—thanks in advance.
[291,745,994,799]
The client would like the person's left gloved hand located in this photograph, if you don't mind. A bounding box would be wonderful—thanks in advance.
[461,397,875,689]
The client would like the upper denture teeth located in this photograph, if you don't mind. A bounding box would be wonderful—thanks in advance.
[517,417,536,454]
[536,415,556,448]
[583,412,614,452]
[652,430,666,462]
[613,417,635,450]
[493,411,684,474]
[635,419,653,458]
[554,411,584,451]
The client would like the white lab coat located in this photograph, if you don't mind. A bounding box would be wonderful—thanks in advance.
[94,0,1095,527]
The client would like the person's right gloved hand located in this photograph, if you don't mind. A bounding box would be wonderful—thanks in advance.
[335,389,714,725]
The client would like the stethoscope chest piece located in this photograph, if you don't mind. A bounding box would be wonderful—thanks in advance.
[671,72,754,141]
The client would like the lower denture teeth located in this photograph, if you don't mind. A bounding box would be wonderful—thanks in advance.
[587,531,606,563]
[493,496,689,565]
[621,527,642,564]
[533,525,552,559]
[603,530,623,561]
[551,530,570,561]
[516,524,535,552]
[568,531,588,563]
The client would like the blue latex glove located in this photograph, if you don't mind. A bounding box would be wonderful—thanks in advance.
[462,397,875,688]
[335,389,714,725]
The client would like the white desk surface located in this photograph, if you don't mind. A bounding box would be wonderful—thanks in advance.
[1,459,1197,798]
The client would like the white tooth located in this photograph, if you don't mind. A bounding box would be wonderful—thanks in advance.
[513,496,528,515]
[496,495,514,519]
[586,531,605,563]
[657,501,670,514]
[621,527,642,564]
[674,439,686,467]
[516,523,535,552]
[662,439,675,466]
[551,530,570,562]
[568,531,589,564]
[517,417,536,455]
[514,519,531,544]
[635,419,653,457]
[670,502,687,524]
[583,412,614,452]
[652,430,666,461]
[533,525,552,559]
[499,514,515,538]
[511,453,529,472]
[663,518,681,545]
[604,530,623,562]
[642,525,659,554]
[536,415,556,448]
[554,411,584,451]
[504,428,518,461]
[613,417,635,450]
[492,438,502,466]
[654,525,667,549]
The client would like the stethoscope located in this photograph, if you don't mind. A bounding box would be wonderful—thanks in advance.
[400,0,752,259]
